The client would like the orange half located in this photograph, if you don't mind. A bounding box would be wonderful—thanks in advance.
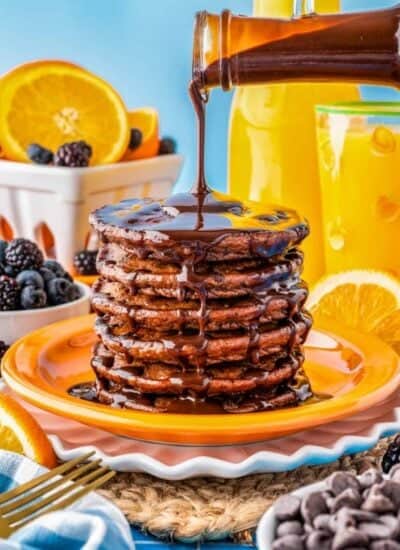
[0,60,130,164]
[122,107,159,161]
[3,314,400,445]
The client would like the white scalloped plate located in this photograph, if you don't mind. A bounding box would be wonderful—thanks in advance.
[1,381,399,480]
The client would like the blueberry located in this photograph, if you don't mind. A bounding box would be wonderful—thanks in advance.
[44,260,72,281]
[20,286,47,309]
[158,137,177,155]
[0,240,8,263]
[40,267,56,285]
[128,128,143,150]
[16,270,44,289]
[67,283,82,302]
[47,277,73,305]
[27,143,54,165]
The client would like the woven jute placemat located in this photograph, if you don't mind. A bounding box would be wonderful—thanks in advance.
[98,437,392,543]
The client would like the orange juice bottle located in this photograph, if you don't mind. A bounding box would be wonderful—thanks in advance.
[228,0,360,284]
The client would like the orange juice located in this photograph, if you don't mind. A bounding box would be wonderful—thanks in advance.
[228,0,360,284]
[317,103,400,278]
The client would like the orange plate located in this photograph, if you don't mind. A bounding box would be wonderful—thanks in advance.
[3,314,400,445]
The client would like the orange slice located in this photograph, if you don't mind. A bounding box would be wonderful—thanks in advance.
[0,60,130,165]
[0,392,57,468]
[122,107,159,161]
[307,270,400,355]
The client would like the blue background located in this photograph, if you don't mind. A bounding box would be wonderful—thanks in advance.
[0,0,398,191]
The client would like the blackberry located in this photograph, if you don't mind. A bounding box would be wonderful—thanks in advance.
[54,141,92,167]
[0,275,20,311]
[27,143,54,165]
[5,239,44,271]
[382,435,400,473]
[74,250,98,275]
[0,340,9,363]
[128,128,143,150]
[158,137,176,155]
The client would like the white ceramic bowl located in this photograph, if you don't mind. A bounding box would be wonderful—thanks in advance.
[256,480,327,550]
[0,281,91,345]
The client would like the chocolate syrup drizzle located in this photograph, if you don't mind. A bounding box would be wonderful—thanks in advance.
[70,78,312,413]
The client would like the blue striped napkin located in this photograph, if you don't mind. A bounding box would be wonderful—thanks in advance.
[0,450,134,549]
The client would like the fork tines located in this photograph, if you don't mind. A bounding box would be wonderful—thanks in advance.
[0,452,115,536]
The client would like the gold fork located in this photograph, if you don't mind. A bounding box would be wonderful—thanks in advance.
[0,451,115,538]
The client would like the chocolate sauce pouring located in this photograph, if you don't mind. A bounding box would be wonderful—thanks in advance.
[189,80,209,197]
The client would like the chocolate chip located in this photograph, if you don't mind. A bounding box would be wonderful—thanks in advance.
[332,528,369,549]
[359,521,392,539]
[305,530,332,549]
[331,488,362,513]
[327,472,361,496]
[301,492,328,525]
[381,480,400,507]
[272,534,305,550]
[329,507,356,532]
[359,469,384,489]
[371,541,400,550]
[277,521,304,537]
[362,486,395,513]
[275,495,301,521]
[313,514,331,531]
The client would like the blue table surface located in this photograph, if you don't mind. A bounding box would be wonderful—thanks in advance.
[132,527,253,550]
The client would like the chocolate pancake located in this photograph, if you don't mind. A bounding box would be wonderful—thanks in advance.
[92,280,308,332]
[90,192,309,263]
[96,380,302,414]
[96,246,303,299]
[95,313,311,366]
[92,342,304,396]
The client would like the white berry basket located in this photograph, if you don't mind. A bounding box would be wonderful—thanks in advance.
[0,154,183,271]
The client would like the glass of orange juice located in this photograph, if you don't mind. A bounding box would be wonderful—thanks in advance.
[316,102,400,279]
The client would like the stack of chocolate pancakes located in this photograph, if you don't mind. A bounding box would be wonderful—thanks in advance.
[90,191,313,414]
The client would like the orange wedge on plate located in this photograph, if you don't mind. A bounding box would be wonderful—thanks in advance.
[0,392,57,468]
[122,107,159,161]
[0,60,130,165]
[307,270,400,355]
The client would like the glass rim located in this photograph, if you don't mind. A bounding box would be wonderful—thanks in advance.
[316,101,400,116]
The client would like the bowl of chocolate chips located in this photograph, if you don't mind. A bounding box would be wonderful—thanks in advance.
[257,467,400,550]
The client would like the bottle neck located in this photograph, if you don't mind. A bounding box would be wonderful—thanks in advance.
[192,6,400,92]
